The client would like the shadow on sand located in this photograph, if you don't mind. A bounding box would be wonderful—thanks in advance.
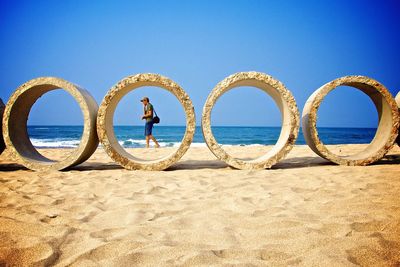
[0,154,399,172]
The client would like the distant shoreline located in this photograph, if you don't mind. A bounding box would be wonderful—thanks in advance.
[27,125,379,129]
[26,125,379,148]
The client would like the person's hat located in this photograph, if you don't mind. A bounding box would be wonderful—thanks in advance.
[140,96,149,102]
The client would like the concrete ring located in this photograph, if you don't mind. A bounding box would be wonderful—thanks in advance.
[396,91,400,146]
[201,71,300,170]
[302,76,400,166]
[2,77,99,171]
[0,99,5,155]
[97,73,196,171]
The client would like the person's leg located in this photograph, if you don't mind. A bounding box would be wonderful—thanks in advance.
[145,122,150,148]
[148,122,159,148]
[150,135,160,148]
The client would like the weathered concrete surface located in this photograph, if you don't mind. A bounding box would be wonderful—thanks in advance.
[302,76,399,166]
[2,77,99,171]
[0,99,5,154]
[202,71,300,170]
[97,73,196,170]
[396,91,400,146]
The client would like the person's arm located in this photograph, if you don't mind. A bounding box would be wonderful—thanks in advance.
[143,110,152,118]
[142,106,153,119]
[145,105,153,118]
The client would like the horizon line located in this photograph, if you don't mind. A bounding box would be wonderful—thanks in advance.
[27,124,379,129]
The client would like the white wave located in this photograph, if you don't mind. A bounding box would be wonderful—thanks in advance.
[117,139,209,148]
[30,138,80,148]
[220,144,265,147]
[118,139,148,146]
[154,142,208,148]
[125,138,147,144]
[30,138,265,149]
[240,144,265,147]
[158,142,178,147]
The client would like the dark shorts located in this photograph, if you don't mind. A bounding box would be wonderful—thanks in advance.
[144,121,154,136]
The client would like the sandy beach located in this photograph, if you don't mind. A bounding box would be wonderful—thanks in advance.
[0,144,399,266]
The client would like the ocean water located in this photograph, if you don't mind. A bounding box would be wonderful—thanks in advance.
[27,126,377,148]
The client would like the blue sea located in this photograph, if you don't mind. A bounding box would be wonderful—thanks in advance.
[27,126,377,148]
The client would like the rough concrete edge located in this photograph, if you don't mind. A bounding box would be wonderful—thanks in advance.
[396,91,400,147]
[2,77,99,171]
[97,73,196,171]
[0,98,5,154]
[202,71,300,170]
[302,75,399,166]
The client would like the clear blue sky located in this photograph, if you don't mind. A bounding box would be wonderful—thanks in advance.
[1,0,399,127]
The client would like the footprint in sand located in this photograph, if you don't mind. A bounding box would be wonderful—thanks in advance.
[89,228,128,242]
[51,198,65,205]
[290,187,318,194]
[69,240,146,265]
[265,220,303,228]
[148,210,184,222]
[0,242,57,266]
[208,248,297,264]
[346,237,400,267]
[146,185,168,194]
[252,207,285,217]
[350,220,388,232]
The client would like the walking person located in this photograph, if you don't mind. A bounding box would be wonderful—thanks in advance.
[141,97,160,148]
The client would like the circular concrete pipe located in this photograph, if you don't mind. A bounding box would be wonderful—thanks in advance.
[396,91,400,146]
[302,76,399,166]
[97,73,196,171]
[0,99,5,154]
[202,71,300,170]
[2,77,99,171]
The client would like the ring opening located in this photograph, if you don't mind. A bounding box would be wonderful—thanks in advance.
[317,82,393,161]
[112,86,185,161]
[302,76,398,165]
[316,85,378,157]
[5,78,98,171]
[98,74,196,170]
[210,85,282,161]
[26,89,84,162]
[202,72,299,169]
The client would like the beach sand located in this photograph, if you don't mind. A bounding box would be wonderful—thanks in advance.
[0,144,399,266]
